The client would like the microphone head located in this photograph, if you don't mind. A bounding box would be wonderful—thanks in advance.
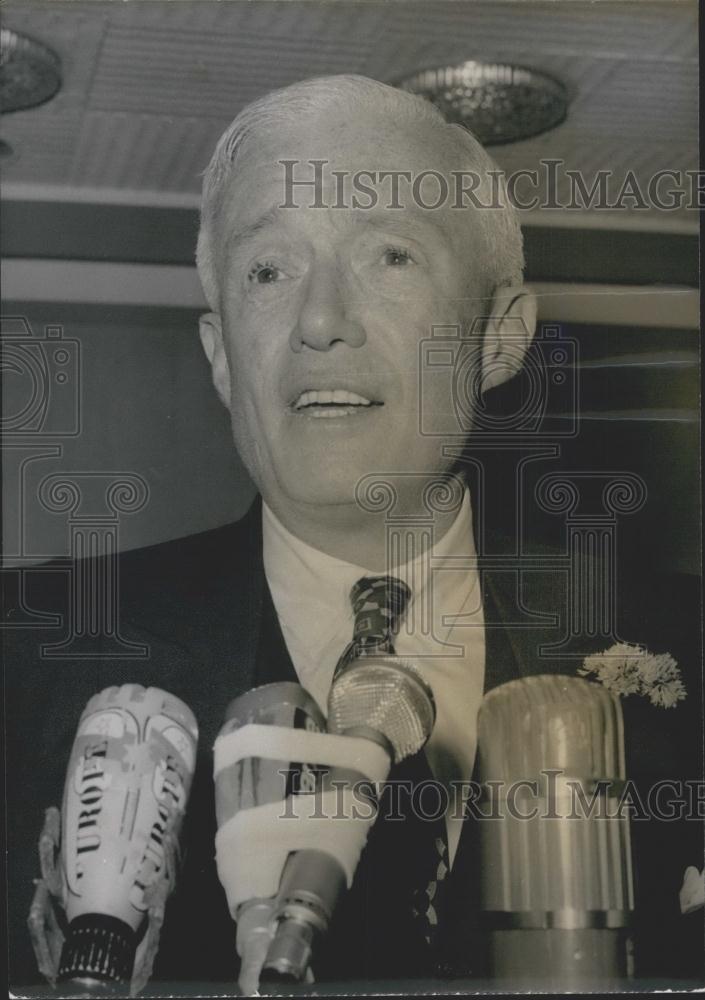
[215,682,325,826]
[477,673,625,782]
[327,655,436,763]
[222,681,325,731]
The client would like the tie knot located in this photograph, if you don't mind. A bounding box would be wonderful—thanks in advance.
[349,575,410,656]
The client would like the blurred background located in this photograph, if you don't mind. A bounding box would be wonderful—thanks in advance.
[1,0,699,576]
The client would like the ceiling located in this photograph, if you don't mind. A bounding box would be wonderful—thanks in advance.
[0,0,698,230]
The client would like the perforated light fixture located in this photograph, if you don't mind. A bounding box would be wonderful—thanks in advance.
[1,28,62,113]
[396,61,568,145]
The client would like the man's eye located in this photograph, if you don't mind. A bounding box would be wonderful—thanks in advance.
[383,247,412,266]
[248,261,282,284]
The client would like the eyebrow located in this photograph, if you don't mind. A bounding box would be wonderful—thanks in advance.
[226,206,285,254]
[354,209,450,245]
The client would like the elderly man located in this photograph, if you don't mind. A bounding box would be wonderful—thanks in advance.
[5,75,702,994]
[196,72,534,872]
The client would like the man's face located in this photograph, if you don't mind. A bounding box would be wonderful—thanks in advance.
[210,111,487,512]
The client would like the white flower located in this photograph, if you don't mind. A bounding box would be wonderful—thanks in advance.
[637,651,680,685]
[579,642,686,708]
[648,676,687,709]
[579,643,645,696]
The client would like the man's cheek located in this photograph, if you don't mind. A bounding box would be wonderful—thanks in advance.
[228,386,262,451]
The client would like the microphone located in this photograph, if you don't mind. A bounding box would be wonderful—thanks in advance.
[476,673,634,987]
[260,652,436,983]
[213,682,327,994]
[56,684,198,994]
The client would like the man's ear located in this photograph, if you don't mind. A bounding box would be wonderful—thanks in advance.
[199,313,231,410]
[481,285,537,394]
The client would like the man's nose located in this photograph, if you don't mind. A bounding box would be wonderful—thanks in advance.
[290,263,366,352]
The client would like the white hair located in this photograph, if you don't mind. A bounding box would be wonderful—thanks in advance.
[196,74,524,311]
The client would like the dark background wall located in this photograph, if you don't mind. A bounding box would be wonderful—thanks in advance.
[2,303,254,564]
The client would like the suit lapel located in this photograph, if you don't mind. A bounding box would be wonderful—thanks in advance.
[253,567,300,686]
[478,538,534,692]
[234,495,301,687]
[480,567,528,692]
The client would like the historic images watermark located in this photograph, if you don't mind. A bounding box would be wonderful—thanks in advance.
[277,771,705,824]
[1,315,150,658]
[1,316,82,440]
[278,158,704,212]
[418,321,578,439]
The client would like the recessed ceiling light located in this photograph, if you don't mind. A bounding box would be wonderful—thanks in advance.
[1,28,62,114]
[395,61,568,145]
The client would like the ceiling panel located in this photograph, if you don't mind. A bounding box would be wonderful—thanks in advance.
[66,112,226,189]
[0,0,698,228]
[88,26,379,116]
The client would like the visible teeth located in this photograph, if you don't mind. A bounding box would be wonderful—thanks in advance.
[309,407,364,418]
[294,389,373,409]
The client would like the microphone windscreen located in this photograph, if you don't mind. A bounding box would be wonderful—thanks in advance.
[327,655,435,763]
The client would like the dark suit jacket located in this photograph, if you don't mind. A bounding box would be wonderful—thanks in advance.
[4,498,704,992]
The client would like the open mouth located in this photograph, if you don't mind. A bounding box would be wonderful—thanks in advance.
[291,389,384,418]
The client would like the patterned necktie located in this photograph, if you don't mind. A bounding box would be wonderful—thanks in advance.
[341,575,410,663]
[342,575,450,952]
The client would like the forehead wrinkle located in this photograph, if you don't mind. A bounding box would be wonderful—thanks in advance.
[223,201,458,261]
[345,207,449,241]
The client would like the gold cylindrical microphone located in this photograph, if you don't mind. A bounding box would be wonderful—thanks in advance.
[476,674,634,987]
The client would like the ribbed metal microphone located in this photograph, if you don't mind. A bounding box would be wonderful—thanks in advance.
[260,653,436,983]
[476,673,634,987]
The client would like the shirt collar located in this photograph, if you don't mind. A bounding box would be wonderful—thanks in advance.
[263,488,477,626]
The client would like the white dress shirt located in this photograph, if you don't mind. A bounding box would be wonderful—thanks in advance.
[262,490,485,866]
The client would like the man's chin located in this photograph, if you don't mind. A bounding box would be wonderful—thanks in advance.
[262,454,376,513]
[273,465,372,511]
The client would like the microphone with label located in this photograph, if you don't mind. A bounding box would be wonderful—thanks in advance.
[259,650,436,983]
[213,681,327,994]
[54,684,198,994]
[476,673,634,987]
